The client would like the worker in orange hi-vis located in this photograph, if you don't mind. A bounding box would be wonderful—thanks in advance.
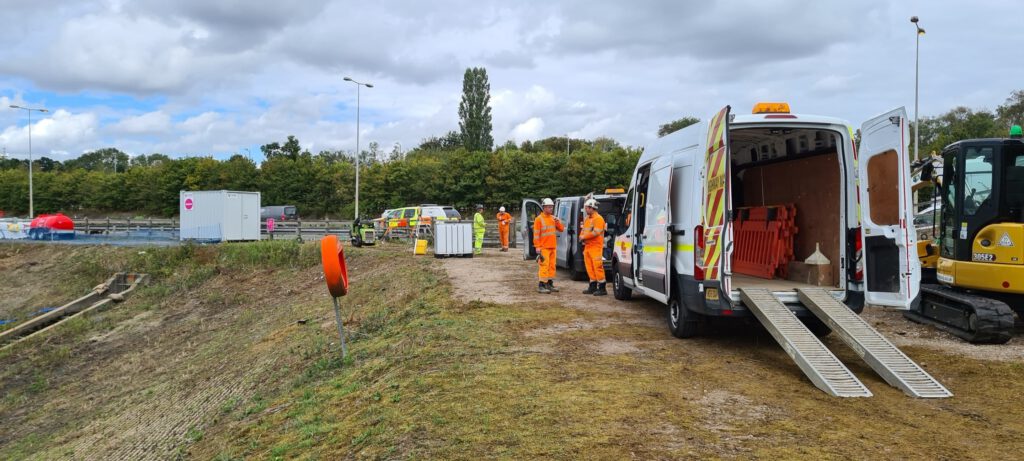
[579,198,608,296]
[496,206,513,252]
[533,198,564,294]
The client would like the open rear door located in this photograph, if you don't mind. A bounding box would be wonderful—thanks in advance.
[521,199,542,260]
[701,106,732,292]
[857,107,920,308]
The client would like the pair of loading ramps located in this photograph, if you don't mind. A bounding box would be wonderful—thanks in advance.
[739,288,951,399]
[0,273,148,351]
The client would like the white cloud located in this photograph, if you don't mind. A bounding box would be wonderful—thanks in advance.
[510,117,545,142]
[109,111,171,134]
[0,110,99,159]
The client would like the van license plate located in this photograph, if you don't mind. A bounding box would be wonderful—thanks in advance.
[705,288,719,301]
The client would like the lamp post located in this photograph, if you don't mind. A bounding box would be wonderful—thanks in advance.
[911,16,925,161]
[9,104,48,218]
[343,76,373,220]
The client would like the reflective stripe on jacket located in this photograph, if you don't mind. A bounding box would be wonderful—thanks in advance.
[533,213,564,249]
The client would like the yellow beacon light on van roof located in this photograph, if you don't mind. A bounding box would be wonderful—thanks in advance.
[605,188,625,194]
[752,102,791,114]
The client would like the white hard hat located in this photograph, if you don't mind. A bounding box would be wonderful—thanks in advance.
[584,198,598,208]
[542,198,555,206]
[499,206,506,212]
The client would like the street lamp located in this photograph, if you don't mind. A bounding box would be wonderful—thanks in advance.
[9,104,49,218]
[911,16,925,161]
[343,76,373,220]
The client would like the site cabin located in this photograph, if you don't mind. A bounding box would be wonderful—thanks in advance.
[521,191,628,281]
[612,103,921,338]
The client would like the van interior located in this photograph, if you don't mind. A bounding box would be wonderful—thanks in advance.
[729,127,845,290]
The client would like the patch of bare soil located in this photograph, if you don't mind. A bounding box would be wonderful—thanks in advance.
[862,306,1024,362]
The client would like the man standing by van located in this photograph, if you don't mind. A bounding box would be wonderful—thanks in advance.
[496,206,512,252]
[473,204,486,255]
[580,198,608,296]
[534,198,564,293]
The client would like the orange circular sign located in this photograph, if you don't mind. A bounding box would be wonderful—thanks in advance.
[320,235,349,297]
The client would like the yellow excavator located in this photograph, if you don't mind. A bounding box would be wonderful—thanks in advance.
[907,125,1024,343]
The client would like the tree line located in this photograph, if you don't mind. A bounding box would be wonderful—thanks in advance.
[1,82,1020,219]
[0,136,641,218]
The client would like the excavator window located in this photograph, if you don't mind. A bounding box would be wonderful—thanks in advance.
[963,147,994,217]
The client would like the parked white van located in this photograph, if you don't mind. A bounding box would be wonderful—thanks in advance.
[611,103,921,338]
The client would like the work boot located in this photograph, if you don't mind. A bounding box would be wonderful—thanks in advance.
[546,280,560,292]
[537,282,551,294]
[582,282,597,294]
[593,283,608,296]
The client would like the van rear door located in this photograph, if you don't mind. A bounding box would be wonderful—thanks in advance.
[701,106,732,291]
[637,156,674,302]
[520,199,542,260]
[857,107,920,308]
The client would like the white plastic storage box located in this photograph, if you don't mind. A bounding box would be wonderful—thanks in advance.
[180,190,261,242]
[434,221,474,257]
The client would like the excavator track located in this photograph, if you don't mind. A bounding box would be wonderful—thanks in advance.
[904,284,1016,344]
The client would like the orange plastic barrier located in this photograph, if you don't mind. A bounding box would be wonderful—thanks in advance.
[732,205,798,280]
[320,235,349,297]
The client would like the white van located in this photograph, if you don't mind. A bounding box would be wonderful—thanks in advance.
[612,103,921,338]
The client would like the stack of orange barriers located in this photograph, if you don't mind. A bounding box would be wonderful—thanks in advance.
[732,205,798,279]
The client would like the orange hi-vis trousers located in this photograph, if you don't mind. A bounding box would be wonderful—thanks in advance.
[538,248,557,281]
[498,224,510,249]
[583,246,605,282]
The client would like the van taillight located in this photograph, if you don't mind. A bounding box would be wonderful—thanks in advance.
[694,224,705,281]
[853,227,863,281]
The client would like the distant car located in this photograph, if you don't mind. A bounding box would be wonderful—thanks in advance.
[421,205,461,222]
[377,205,462,231]
[260,205,297,221]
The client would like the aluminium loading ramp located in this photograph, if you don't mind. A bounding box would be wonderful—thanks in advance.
[797,288,953,398]
[739,288,872,398]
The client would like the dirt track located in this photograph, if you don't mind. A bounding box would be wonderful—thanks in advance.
[441,248,1024,459]
[445,248,1024,362]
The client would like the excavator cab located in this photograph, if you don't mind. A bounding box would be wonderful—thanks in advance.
[907,126,1024,343]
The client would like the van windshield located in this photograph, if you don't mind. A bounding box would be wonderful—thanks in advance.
[444,208,461,219]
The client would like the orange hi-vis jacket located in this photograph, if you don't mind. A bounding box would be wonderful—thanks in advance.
[580,212,606,249]
[533,213,564,250]
[496,211,512,228]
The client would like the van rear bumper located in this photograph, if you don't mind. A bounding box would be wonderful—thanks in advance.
[678,275,854,317]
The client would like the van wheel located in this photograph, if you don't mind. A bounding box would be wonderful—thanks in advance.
[668,291,699,338]
[612,263,632,300]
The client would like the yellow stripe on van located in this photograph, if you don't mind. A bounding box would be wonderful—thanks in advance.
[675,243,694,253]
[643,245,667,253]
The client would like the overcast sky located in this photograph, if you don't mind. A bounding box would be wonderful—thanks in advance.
[0,0,1020,161]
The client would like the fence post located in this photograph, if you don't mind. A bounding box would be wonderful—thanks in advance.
[84,217,90,234]
[106,217,111,234]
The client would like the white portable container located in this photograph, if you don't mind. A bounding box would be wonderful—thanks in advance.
[180,190,261,242]
[434,221,474,257]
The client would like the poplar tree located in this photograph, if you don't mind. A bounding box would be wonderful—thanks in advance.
[458,67,494,152]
